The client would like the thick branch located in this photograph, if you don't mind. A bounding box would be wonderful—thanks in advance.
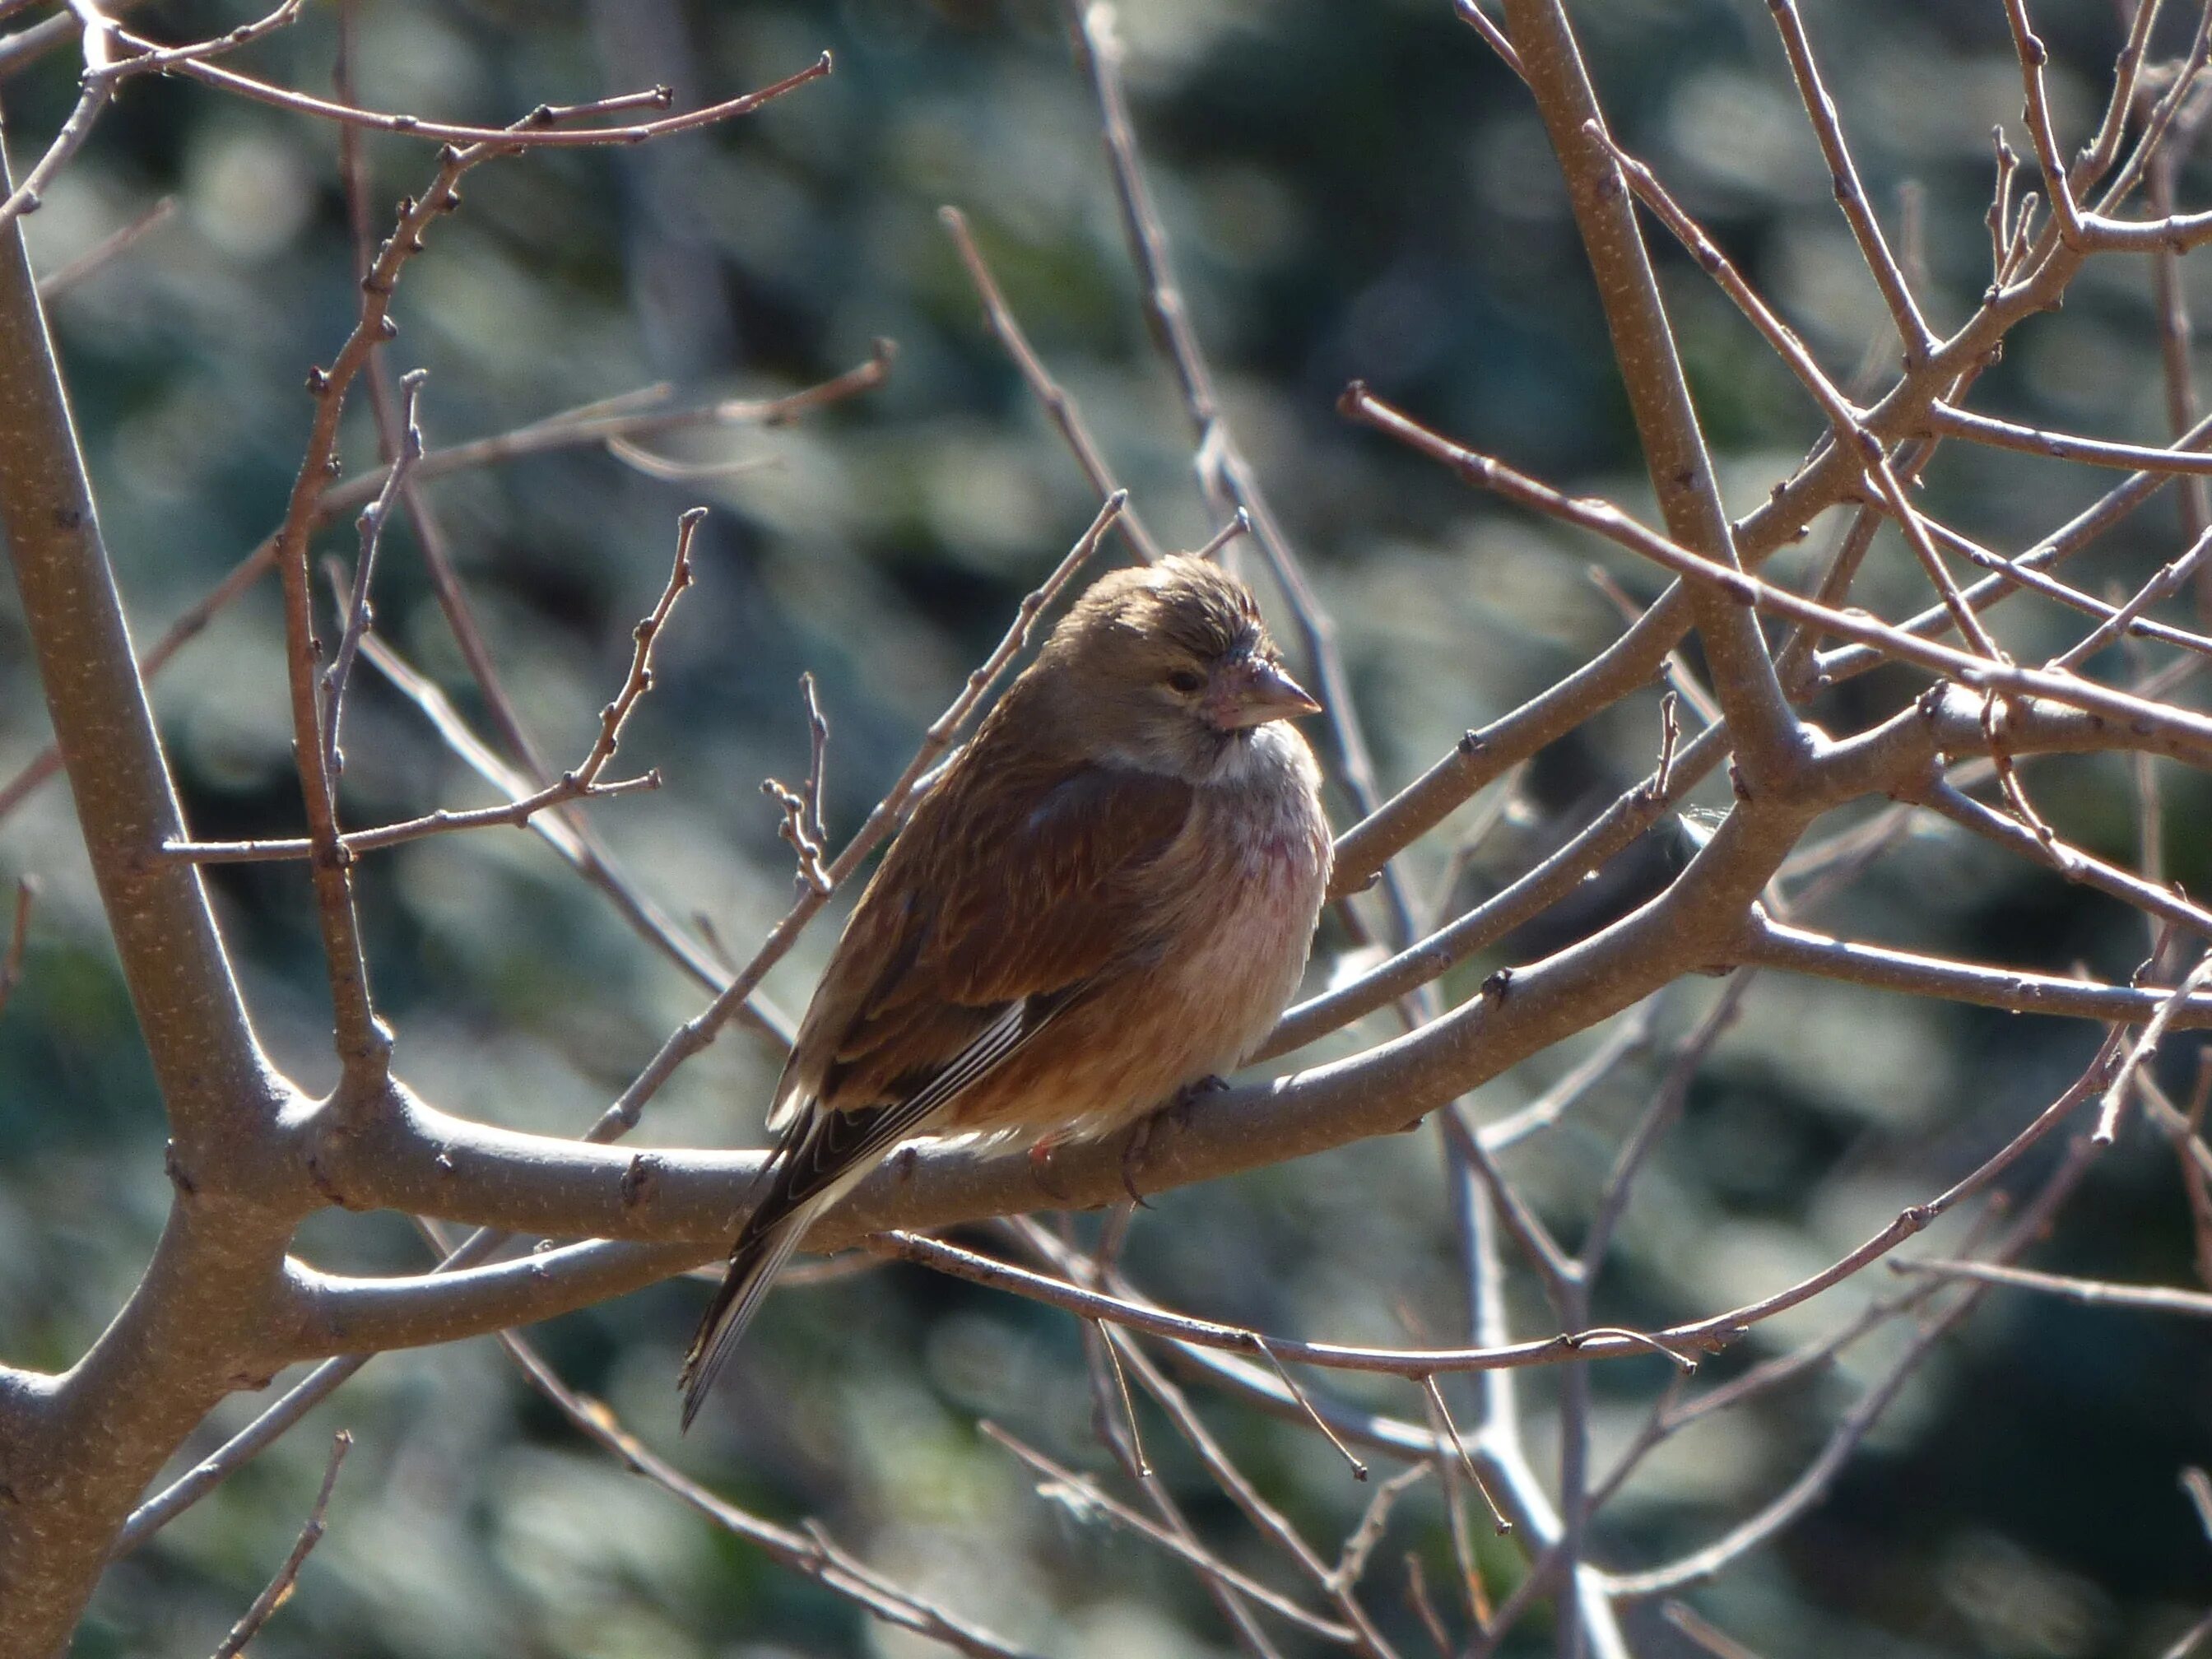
[0,125,279,1183]
[0,141,316,1647]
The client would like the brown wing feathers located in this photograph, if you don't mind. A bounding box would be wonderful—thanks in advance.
[789,746,1193,1112]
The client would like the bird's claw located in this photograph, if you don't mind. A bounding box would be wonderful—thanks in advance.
[1118,1132,1155,1209]
[1119,1075,1229,1206]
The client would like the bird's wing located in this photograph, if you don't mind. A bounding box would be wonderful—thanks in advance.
[790,754,1197,1117]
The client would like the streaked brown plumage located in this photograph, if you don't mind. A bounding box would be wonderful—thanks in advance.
[680,554,1331,1427]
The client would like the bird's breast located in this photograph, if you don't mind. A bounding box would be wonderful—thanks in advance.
[1159,728,1331,1070]
[936,725,1330,1143]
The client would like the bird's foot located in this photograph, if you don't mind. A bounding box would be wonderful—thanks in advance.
[1172,1071,1232,1122]
[1119,1074,1229,1206]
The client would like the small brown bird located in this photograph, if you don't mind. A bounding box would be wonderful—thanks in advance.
[681,554,1331,1426]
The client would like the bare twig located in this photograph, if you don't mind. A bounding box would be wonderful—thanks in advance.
[1662,1601,1770,1659]
[32,194,175,299]
[1403,1552,1457,1658]
[0,875,34,1019]
[1341,386,2212,769]
[2149,150,2211,565]
[1335,1464,1430,1595]
[113,34,830,149]
[1740,915,2212,1025]
[321,369,425,780]
[2098,948,2212,1141]
[479,1316,1041,1659]
[1588,118,2006,667]
[1890,1256,2212,1316]
[167,510,700,867]
[1764,0,1936,365]
[797,671,829,853]
[1604,1105,2106,1598]
[253,70,818,1087]
[981,1421,1359,1643]
[207,1429,349,1659]
[351,627,791,1044]
[940,204,1163,564]
[1917,782,2212,950]
[1478,1003,1658,1155]
[1,0,305,237]
[0,348,891,831]
[1930,400,2212,476]
[763,676,834,896]
[1420,1375,1508,1535]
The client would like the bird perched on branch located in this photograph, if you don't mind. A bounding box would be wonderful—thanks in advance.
[681,553,1331,1426]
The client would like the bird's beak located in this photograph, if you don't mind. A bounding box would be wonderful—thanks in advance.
[1207,657,1323,729]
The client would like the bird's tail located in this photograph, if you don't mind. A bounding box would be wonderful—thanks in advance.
[678,1196,818,1432]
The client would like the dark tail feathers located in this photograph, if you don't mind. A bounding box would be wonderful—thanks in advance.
[678,1205,811,1431]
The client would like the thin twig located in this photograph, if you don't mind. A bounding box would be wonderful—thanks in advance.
[940,204,1163,564]
[764,676,834,897]
[32,194,175,299]
[1419,1375,1508,1534]
[1764,0,1936,364]
[1478,1002,1658,1155]
[868,1042,2114,1381]
[207,1429,350,1659]
[1604,1094,2108,1598]
[2149,149,2211,565]
[797,671,829,853]
[1931,400,2212,476]
[2,0,305,235]
[321,369,425,780]
[477,1313,1041,1657]
[0,874,35,1018]
[1588,119,2006,667]
[1403,1552,1456,1658]
[115,33,830,149]
[1661,1601,1771,1659]
[2051,523,2212,670]
[1740,914,2212,1025]
[169,510,700,867]
[1096,1330,1401,1657]
[1890,1256,2212,1316]
[0,349,892,832]
[1335,1465,1431,1596]
[980,1421,1359,1643]
[2099,948,2212,1141]
[1341,386,2212,769]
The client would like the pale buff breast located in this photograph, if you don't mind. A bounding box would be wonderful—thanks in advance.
[941,723,1331,1142]
[1157,723,1331,1077]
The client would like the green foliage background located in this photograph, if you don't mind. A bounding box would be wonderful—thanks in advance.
[2,0,2211,1654]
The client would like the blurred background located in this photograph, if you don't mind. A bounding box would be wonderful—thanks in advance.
[3,0,2212,1653]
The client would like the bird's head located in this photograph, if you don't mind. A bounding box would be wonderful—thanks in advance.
[1036,555,1322,780]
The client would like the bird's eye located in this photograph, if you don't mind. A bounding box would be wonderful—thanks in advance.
[1164,667,1205,695]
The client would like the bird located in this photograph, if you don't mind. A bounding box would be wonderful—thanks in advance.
[680,552,1332,1428]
